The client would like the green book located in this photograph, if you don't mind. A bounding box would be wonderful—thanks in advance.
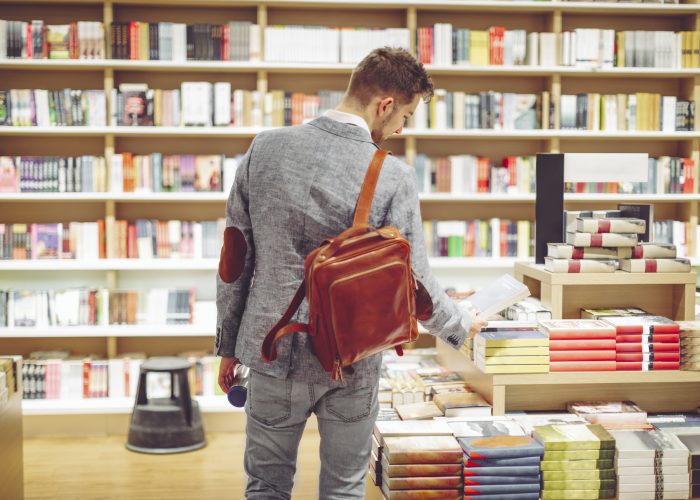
[540,459,614,471]
[541,489,615,500]
[542,469,616,481]
[543,449,616,461]
[542,479,617,491]
[533,424,615,451]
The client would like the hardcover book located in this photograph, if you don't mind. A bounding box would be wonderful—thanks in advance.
[538,320,617,340]
[381,475,463,490]
[463,465,542,477]
[542,449,616,461]
[581,307,648,320]
[533,424,615,451]
[432,392,491,417]
[465,456,540,468]
[464,474,540,485]
[547,244,630,260]
[620,258,691,273]
[542,479,616,490]
[459,434,545,459]
[601,315,679,334]
[549,339,616,351]
[631,243,677,259]
[549,351,616,362]
[374,420,453,442]
[463,483,540,495]
[544,257,617,274]
[542,469,616,481]
[539,459,614,471]
[474,330,549,348]
[566,232,637,248]
[395,401,444,420]
[549,361,616,372]
[380,459,463,478]
[541,489,615,500]
[568,401,648,429]
[382,436,463,465]
[447,419,527,439]
[380,484,462,500]
[576,217,646,234]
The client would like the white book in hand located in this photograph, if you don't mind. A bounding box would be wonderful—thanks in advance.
[458,274,530,320]
[620,258,691,273]
[545,257,617,274]
[566,232,637,247]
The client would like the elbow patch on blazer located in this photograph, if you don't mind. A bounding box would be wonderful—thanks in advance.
[415,279,434,321]
[218,226,247,283]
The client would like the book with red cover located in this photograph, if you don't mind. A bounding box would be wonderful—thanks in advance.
[549,339,616,351]
[380,459,463,478]
[616,333,680,343]
[603,315,680,334]
[616,361,680,371]
[382,436,463,465]
[549,350,616,362]
[616,343,680,353]
[550,361,616,372]
[538,320,616,340]
[616,352,680,362]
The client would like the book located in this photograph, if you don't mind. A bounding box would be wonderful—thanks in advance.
[580,308,648,320]
[542,469,616,481]
[541,490,615,500]
[382,475,463,490]
[538,320,616,340]
[550,361,616,372]
[616,333,680,343]
[395,401,444,420]
[474,330,549,348]
[576,217,646,234]
[374,420,453,442]
[542,449,616,461]
[458,274,530,319]
[544,258,617,273]
[549,351,616,362]
[611,429,689,460]
[602,315,680,334]
[459,435,545,459]
[533,424,615,451]
[542,479,616,490]
[380,485,462,499]
[382,436,463,465]
[463,465,542,477]
[463,484,540,495]
[618,203,654,243]
[547,244,630,260]
[473,358,549,374]
[620,258,691,273]
[549,339,616,351]
[380,458,463,478]
[464,474,540,485]
[432,392,491,417]
[566,232,637,247]
[465,456,541,468]
[568,401,649,429]
[539,459,614,471]
[631,243,677,259]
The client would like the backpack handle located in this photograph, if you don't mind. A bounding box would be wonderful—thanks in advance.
[352,150,389,227]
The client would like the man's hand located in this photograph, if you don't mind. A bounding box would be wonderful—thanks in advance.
[469,315,489,339]
[218,356,240,393]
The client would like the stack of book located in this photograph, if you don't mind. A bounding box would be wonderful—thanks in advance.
[602,315,681,371]
[611,429,690,500]
[619,242,690,273]
[473,328,549,374]
[676,434,700,499]
[534,424,617,500]
[378,434,463,499]
[678,321,700,370]
[568,401,651,430]
[539,320,617,372]
[457,418,543,500]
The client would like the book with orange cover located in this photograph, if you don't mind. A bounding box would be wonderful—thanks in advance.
[380,458,463,478]
[616,333,679,343]
[616,361,680,370]
[616,343,680,353]
[549,339,616,351]
[603,315,680,334]
[616,352,680,362]
[549,361,616,372]
[549,351,616,362]
[382,436,463,465]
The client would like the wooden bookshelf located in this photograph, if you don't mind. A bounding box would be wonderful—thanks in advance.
[0,379,23,500]
[2,0,700,425]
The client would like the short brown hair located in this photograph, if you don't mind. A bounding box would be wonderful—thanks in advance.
[346,47,434,106]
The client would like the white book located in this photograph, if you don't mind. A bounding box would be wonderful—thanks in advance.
[181,82,212,126]
[213,82,231,126]
[0,20,6,59]
[566,232,638,248]
[539,32,556,66]
[662,96,677,132]
[617,493,688,500]
[459,274,530,319]
[60,360,84,399]
[108,358,126,398]
[618,481,690,493]
[193,222,203,260]
[526,32,539,66]
[545,257,617,274]
[620,258,691,273]
[617,468,689,479]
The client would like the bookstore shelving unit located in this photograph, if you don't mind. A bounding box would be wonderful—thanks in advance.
[3,0,700,433]
[0,386,22,498]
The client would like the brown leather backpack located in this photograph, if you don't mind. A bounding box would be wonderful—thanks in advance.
[261,149,424,381]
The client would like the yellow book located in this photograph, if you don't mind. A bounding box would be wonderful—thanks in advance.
[616,32,624,67]
[617,93,627,130]
[469,31,489,66]
[429,98,437,129]
[474,331,549,348]
[477,355,550,365]
[485,346,550,356]
[517,220,530,258]
[635,92,645,131]
[474,361,550,374]
[153,89,161,127]
[652,93,660,131]
[682,32,690,68]
[139,22,149,61]
[542,91,550,130]
[693,31,700,68]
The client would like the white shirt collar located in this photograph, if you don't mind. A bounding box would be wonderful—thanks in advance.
[323,109,372,139]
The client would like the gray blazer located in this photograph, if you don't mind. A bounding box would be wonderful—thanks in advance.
[215,116,471,388]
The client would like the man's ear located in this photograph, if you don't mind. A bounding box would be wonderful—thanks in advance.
[377,96,395,117]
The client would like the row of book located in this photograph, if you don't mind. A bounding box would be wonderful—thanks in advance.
[418,26,700,69]
[0,20,105,60]
[111,84,343,127]
[0,156,108,193]
[0,288,214,328]
[21,351,224,400]
[0,219,225,261]
[423,220,534,259]
[0,89,107,127]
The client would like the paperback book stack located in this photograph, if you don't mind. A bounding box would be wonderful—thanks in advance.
[676,434,700,499]
[370,420,460,494]
[539,320,617,372]
[677,321,700,370]
[601,315,681,371]
[534,424,617,500]
[545,210,640,273]
[611,429,691,500]
[472,328,549,374]
[618,242,691,273]
[568,401,651,430]
[378,434,463,499]
[455,419,543,500]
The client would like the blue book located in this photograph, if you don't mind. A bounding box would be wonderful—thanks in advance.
[464,494,539,500]
[464,465,541,477]
[464,474,540,486]
[464,483,540,495]
[459,435,545,459]
[466,455,541,467]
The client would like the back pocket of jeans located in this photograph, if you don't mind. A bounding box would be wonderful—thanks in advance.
[248,371,292,426]
[325,385,376,423]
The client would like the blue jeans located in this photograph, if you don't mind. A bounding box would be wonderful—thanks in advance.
[244,370,379,499]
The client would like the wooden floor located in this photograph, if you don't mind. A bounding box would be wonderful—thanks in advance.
[24,432,384,499]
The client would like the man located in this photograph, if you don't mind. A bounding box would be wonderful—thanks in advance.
[216,47,486,499]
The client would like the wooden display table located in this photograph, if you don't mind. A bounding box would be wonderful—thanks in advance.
[514,262,697,320]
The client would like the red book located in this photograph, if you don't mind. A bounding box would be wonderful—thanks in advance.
[549,339,616,351]
[616,333,680,343]
[550,350,616,362]
[616,352,680,362]
[616,361,680,371]
[550,360,616,372]
[83,359,91,398]
[616,343,680,353]
[604,315,680,334]
[683,158,695,194]
[539,320,616,340]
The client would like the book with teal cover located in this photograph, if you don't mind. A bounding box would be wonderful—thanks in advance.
[533,424,615,451]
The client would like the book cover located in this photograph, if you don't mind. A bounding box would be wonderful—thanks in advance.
[631,243,677,259]
[458,274,530,319]
[432,392,491,417]
[395,402,443,420]
[0,156,17,192]
[542,469,616,481]
[618,203,653,243]
[464,474,540,485]
[566,232,637,248]
[615,343,680,353]
[374,420,453,441]
[616,333,680,344]
[463,484,540,495]
[542,449,616,461]
[568,401,648,428]
[539,459,614,471]
[676,434,700,469]
[464,465,541,477]
[576,217,645,234]
[484,346,549,356]
[620,258,691,273]
[616,361,680,370]
[474,330,549,347]
[612,428,692,457]
[447,419,527,439]
[380,458,463,478]
[616,352,680,362]
[539,320,617,340]
[465,456,540,468]
[473,359,549,374]
[533,424,615,451]
[459,435,545,459]
[602,315,679,334]
[542,479,616,490]
[544,257,616,274]
[581,307,648,320]
[464,494,539,500]
[383,436,463,465]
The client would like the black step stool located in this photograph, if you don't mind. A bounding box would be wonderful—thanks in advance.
[126,357,206,454]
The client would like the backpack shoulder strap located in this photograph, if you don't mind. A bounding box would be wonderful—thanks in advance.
[352,149,389,227]
[261,281,307,363]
